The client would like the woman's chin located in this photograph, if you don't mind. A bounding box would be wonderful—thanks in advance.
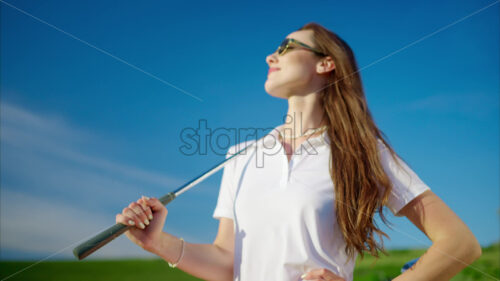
[265,83,289,99]
[265,89,289,99]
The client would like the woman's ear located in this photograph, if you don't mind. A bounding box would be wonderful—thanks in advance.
[317,56,335,74]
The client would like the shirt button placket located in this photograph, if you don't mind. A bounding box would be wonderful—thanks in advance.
[280,155,289,189]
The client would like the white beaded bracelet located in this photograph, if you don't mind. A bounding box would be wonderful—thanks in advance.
[168,237,185,268]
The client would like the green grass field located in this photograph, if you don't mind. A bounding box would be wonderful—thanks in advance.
[1,243,498,281]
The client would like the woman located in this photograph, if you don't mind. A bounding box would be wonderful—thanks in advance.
[116,22,481,281]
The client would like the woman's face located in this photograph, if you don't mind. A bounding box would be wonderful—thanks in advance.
[265,30,326,99]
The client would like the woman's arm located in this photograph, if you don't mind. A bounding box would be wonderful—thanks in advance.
[116,197,234,281]
[393,190,482,281]
[150,230,234,281]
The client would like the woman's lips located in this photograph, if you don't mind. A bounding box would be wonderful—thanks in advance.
[268,68,280,75]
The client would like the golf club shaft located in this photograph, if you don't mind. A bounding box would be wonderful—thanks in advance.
[73,141,258,260]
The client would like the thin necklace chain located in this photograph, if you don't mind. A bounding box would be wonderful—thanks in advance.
[278,125,329,140]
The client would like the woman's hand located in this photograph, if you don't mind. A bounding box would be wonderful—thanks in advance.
[115,196,167,252]
[301,268,346,281]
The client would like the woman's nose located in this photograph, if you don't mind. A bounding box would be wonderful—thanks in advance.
[266,51,278,65]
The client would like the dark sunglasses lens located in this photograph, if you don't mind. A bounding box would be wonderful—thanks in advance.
[278,39,290,55]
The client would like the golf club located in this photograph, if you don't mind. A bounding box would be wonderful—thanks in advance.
[73,139,261,260]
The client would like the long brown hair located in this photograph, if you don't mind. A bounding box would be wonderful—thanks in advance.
[298,22,400,261]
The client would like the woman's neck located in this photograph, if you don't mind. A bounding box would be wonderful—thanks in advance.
[282,94,326,135]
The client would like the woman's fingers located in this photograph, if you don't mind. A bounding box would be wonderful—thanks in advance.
[122,206,146,229]
[144,197,167,213]
[115,196,166,230]
[115,213,136,227]
[129,202,150,227]
[139,196,154,220]
[302,268,345,281]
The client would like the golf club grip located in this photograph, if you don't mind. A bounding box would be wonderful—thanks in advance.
[73,192,177,260]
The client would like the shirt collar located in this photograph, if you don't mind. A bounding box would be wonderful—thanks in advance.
[261,124,331,150]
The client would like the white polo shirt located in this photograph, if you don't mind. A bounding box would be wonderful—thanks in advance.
[213,124,430,281]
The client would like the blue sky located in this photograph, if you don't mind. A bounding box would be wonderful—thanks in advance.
[1,0,498,260]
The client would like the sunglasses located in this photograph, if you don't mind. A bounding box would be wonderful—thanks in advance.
[276,38,326,57]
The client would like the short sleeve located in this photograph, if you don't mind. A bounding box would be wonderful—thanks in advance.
[212,145,238,220]
[378,141,431,216]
